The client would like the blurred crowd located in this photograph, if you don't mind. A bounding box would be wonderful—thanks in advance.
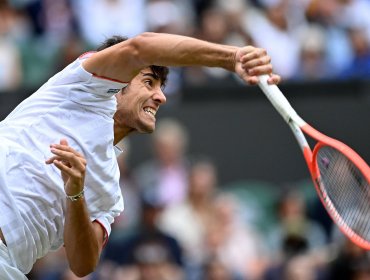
[27,117,370,280]
[1,0,369,279]
[1,0,370,95]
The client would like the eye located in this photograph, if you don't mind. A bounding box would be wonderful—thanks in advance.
[144,79,153,87]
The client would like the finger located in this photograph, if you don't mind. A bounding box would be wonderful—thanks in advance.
[45,156,58,164]
[60,138,69,146]
[246,64,273,76]
[46,155,73,167]
[267,74,281,85]
[50,147,87,169]
[240,48,267,64]
[235,46,255,61]
[46,155,62,164]
[50,144,84,159]
[242,56,271,71]
[50,150,86,170]
[53,160,81,179]
[245,76,259,85]
[50,148,86,170]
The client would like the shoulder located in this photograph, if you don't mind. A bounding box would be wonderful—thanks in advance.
[78,51,97,60]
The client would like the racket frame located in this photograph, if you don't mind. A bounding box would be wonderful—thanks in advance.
[258,75,370,249]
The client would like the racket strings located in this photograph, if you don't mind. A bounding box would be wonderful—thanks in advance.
[316,146,370,243]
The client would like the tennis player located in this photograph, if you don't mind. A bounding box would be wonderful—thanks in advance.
[0,32,280,278]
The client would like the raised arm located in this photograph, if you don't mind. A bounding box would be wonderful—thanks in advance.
[83,32,279,85]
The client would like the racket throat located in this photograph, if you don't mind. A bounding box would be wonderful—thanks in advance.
[288,121,316,174]
[303,146,315,172]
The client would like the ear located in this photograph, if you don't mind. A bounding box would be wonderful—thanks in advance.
[121,84,129,94]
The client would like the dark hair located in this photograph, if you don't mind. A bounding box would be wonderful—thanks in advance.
[96,35,169,86]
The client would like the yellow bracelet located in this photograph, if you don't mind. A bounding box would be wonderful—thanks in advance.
[66,189,85,201]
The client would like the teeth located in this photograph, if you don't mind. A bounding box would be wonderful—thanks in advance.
[144,107,156,116]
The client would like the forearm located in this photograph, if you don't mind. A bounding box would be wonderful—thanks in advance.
[131,33,281,85]
[83,32,280,86]
[131,32,238,71]
[64,197,101,277]
[84,32,238,82]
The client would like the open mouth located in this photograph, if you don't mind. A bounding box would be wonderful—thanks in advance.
[143,107,157,118]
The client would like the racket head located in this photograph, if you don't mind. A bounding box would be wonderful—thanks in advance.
[257,78,370,248]
[307,129,370,249]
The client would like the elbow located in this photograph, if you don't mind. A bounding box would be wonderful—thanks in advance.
[71,265,96,278]
[127,32,158,64]
[134,32,157,43]
[70,258,98,277]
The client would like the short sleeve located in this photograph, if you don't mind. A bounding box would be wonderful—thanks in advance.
[92,195,124,246]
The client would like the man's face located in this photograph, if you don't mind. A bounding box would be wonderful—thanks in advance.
[115,68,167,135]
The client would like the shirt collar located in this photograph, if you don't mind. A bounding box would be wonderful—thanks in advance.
[114,145,123,157]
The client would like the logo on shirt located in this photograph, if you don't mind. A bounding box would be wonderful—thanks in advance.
[107,88,121,94]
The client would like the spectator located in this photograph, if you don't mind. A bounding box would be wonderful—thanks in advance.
[158,159,219,278]
[327,237,370,280]
[0,1,23,90]
[283,252,328,280]
[267,188,328,259]
[295,24,329,80]
[185,5,253,86]
[335,0,370,43]
[202,256,243,280]
[146,0,195,35]
[145,0,196,103]
[340,25,370,79]
[134,118,190,207]
[205,193,268,280]
[25,0,76,42]
[242,0,301,79]
[306,0,354,76]
[184,7,232,86]
[71,0,147,47]
[263,234,329,280]
[100,191,184,280]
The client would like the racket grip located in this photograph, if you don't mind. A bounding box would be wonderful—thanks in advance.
[258,75,305,126]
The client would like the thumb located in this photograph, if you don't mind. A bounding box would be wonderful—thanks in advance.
[235,48,243,63]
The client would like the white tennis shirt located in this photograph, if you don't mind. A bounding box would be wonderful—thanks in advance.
[0,52,126,274]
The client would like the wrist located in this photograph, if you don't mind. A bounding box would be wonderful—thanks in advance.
[66,188,85,201]
[231,48,238,72]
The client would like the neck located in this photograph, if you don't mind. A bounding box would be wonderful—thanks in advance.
[113,122,133,145]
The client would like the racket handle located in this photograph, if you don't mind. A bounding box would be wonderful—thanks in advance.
[258,75,305,126]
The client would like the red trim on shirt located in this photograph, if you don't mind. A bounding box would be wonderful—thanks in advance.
[92,73,129,84]
[79,51,97,59]
[93,219,109,248]
[79,51,129,84]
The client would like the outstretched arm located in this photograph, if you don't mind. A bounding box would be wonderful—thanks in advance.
[46,139,104,277]
[82,32,280,85]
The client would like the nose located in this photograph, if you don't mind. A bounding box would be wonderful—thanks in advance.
[153,89,167,105]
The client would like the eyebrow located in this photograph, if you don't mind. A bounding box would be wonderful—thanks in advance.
[141,71,165,88]
[141,72,159,80]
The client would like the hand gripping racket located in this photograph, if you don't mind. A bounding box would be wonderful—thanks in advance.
[258,75,370,249]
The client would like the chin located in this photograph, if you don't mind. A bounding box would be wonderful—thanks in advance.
[144,127,155,134]
[137,123,155,134]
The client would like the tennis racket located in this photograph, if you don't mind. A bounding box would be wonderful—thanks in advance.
[258,75,370,249]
